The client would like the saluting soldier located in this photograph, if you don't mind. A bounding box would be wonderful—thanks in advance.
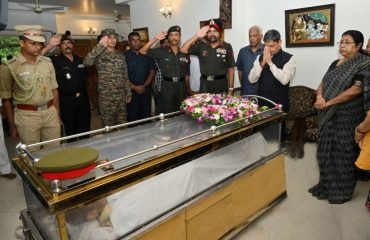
[139,25,192,114]
[50,34,91,140]
[84,28,131,127]
[181,18,235,95]
[0,25,61,150]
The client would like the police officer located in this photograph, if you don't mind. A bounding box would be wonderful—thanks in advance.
[0,25,60,150]
[181,18,235,95]
[84,28,131,127]
[50,34,91,140]
[125,31,156,122]
[140,26,192,114]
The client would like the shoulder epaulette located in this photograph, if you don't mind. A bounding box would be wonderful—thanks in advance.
[39,55,52,61]
[5,58,16,65]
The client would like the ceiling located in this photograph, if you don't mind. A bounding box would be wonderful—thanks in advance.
[8,0,130,18]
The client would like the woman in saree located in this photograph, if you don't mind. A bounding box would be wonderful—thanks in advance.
[309,30,370,204]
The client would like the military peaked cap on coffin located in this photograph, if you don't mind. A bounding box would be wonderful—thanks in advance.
[167,25,181,34]
[208,18,223,33]
[15,25,46,42]
[35,147,99,180]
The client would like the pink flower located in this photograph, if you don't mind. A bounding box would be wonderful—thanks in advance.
[180,94,267,125]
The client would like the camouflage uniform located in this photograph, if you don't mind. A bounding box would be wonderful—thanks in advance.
[83,44,131,126]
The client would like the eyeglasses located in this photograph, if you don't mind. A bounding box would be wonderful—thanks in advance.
[337,41,355,45]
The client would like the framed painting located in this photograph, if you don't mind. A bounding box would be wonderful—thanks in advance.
[219,0,232,29]
[133,27,149,46]
[285,4,335,47]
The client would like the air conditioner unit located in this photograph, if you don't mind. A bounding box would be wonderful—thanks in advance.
[0,0,8,30]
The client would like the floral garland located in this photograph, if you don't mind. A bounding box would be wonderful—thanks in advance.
[180,93,265,125]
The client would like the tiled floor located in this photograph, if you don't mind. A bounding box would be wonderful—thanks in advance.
[1,114,369,239]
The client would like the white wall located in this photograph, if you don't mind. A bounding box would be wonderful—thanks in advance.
[3,8,131,41]
[55,15,132,40]
[130,0,370,89]
[3,10,57,37]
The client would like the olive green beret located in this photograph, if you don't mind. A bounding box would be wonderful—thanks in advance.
[35,147,99,172]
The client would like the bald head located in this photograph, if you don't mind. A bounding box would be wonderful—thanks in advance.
[249,25,263,48]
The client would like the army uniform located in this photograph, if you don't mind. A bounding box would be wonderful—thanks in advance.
[189,41,235,94]
[147,26,190,114]
[51,52,90,139]
[83,42,131,126]
[148,47,189,113]
[0,52,60,148]
[188,19,235,94]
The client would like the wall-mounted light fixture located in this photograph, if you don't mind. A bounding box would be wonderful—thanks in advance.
[159,4,173,18]
[87,27,97,34]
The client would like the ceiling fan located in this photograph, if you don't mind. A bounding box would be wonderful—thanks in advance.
[18,0,65,14]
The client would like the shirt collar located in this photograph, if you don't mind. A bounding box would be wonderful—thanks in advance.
[247,43,264,52]
[17,54,43,64]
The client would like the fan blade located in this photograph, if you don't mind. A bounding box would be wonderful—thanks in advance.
[18,3,35,10]
[42,7,65,12]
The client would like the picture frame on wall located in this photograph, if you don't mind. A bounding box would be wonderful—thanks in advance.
[285,4,335,47]
[220,0,232,29]
[133,27,149,46]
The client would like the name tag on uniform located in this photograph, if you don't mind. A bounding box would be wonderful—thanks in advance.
[18,71,29,76]
[66,73,71,79]
[77,64,85,68]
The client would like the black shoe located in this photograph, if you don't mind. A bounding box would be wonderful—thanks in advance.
[308,184,321,194]
[0,173,16,180]
[316,191,328,200]
[328,199,350,204]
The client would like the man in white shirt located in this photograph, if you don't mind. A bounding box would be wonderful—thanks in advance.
[249,29,296,144]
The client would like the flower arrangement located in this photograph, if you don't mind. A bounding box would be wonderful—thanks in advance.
[180,93,265,125]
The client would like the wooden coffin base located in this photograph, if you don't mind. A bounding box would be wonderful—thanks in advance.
[136,153,286,240]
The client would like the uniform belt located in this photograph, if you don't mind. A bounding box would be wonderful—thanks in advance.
[60,91,84,98]
[17,100,54,111]
[163,77,184,82]
[201,74,227,81]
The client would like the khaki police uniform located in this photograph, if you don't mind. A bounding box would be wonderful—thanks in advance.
[0,25,60,149]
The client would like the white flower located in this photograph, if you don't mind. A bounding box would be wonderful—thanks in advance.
[194,107,201,113]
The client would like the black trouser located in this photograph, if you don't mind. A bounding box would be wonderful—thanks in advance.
[199,76,228,94]
[60,93,91,141]
[127,88,152,122]
[161,80,186,114]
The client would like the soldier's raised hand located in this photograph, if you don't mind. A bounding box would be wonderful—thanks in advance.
[155,32,168,41]
[196,26,209,38]
[99,35,109,48]
[48,34,61,47]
